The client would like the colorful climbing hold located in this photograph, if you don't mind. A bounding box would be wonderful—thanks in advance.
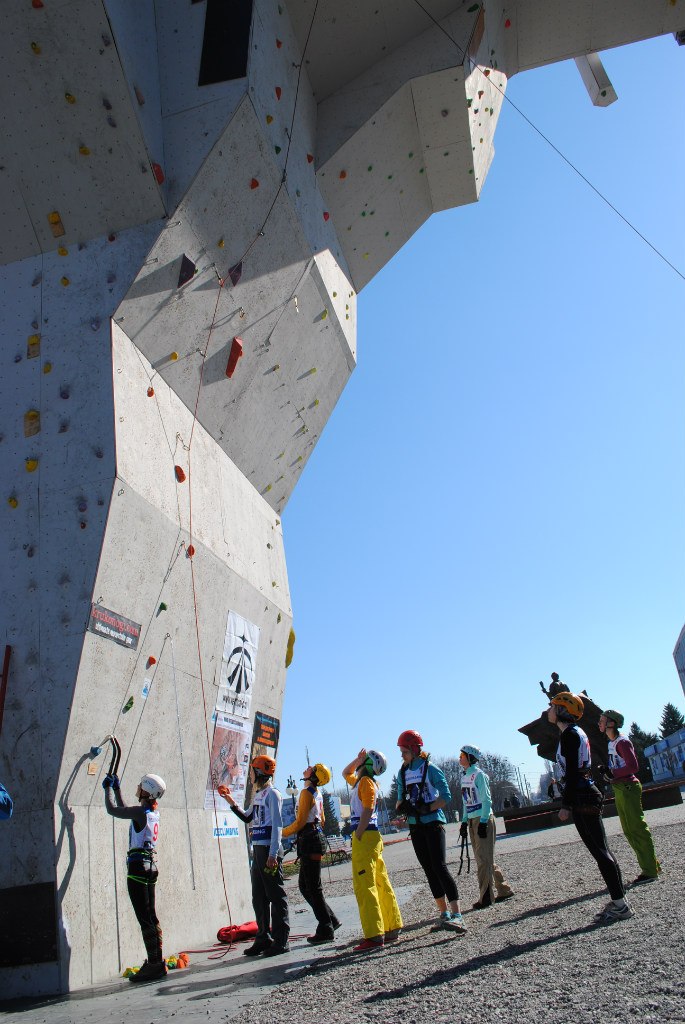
[8,496,18,509]
[134,85,145,105]
[339,169,347,179]
[123,696,134,713]
[276,38,282,48]
[58,246,68,256]
[79,145,91,156]
[151,162,164,184]
[225,336,243,379]
[60,277,70,287]
[250,178,260,189]
[31,41,41,54]
[158,602,168,613]
[483,68,491,76]
[467,3,478,11]
[218,238,224,248]
[266,114,274,124]
[48,211,65,237]
[147,386,154,397]
[285,628,296,668]
[174,465,186,483]
[505,18,511,27]
[274,145,281,154]
[65,92,76,104]
[26,459,39,473]
[24,410,40,438]
[147,656,157,668]
[323,211,330,221]
[43,362,52,374]
[275,86,282,100]
[27,334,41,358]
[187,544,195,558]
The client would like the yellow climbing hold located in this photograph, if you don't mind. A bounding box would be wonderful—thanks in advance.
[170,351,178,361]
[58,246,68,256]
[320,309,328,320]
[27,334,41,358]
[8,496,18,509]
[26,458,39,473]
[218,238,225,248]
[65,92,76,104]
[266,115,274,124]
[276,451,284,459]
[43,361,52,374]
[24,410,41,438]
[60,277,70,287]
[79,145,91,156]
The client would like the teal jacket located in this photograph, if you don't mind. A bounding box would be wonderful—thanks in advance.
[460,765,492,823]
[397,757,451,825]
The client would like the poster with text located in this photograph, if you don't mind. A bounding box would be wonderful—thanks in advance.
[216,611,260,719]
[244,711,280,807]
[204,712,252,811]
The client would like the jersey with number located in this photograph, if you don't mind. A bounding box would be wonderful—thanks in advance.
[350,777,379,830]
[129,808,159,852]
[556,725,591,775]
[251,786,276,842]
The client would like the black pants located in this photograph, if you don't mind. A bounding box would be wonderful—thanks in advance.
[251,845,290,947]
[409,823,458,902]
[127,859,163,963]
[572,808,625,900]
[298,854,339,934]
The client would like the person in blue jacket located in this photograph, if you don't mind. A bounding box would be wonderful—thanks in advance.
[459,745,514,909]
[0,782,12,820]
[396,730,466,932]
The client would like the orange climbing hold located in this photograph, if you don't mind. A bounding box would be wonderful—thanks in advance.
[225,336,244,379]
[187,544,196,558]
[250,178,259,189]
[339,170,347,179]
[48,211,65,237]
[307,153,314,164]
[152,162,165,184]
[174,465,186,483]
[147,386,154,397]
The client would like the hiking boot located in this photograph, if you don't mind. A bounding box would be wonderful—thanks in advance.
[262,943,290,957]
[243,941,272,957]
[384,929,402,943]
[353,937,384,952]
[306,930,334,945]
[495,891,514,903]
[129,959,168,983]
[472,898,493,911]
[593,901,634,924]
[631,873,658,886]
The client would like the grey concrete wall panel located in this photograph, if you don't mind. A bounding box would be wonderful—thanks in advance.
[512,0,685,72]
[0,0,166,265]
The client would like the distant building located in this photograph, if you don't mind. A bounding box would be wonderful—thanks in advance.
[644,729,685,782]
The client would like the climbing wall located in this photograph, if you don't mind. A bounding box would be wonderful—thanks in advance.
[1,0,683,999]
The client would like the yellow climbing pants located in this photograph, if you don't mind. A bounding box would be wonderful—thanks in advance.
[351,830,403,939]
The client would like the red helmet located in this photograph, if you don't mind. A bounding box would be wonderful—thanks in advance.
[397,730,423,754]
[251,755,276,777]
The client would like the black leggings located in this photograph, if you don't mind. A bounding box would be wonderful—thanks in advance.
[409,823,458,902]
[573,808,625,900]
[127,859,163,963]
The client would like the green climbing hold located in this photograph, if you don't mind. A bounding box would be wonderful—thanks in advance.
[123,696,134,713]
[408,152,413,158]
[385,231,389,237]
[367,165,373,171]
[387,174,393,180]
[467,98,473,107]
[467,3,478,10]
[158,602,168,613]
[275,145,282,153]
[361,211,366,216]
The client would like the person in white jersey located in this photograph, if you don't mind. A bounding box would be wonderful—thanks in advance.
[103,769,168,982]
[282,762,341,944]
[219,754,290,956]
[342,747,403,952]
[459,745,514,909]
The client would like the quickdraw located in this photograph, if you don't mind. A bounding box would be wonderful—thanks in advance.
[458,832,471,875]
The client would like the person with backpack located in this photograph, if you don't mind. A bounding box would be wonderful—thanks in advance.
[459,745,514,910]
[282,762,341,944]
[597,708,661,885]
[218,754,290,956]
[342,748,403,952]
[396,730,466,933]
[547,692,632,924]
[103,770,168,982]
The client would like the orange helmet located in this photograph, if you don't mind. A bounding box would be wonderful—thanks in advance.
[251,754,276,777]
[550,692,584,721]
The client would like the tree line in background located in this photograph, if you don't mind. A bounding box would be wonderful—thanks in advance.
[628,701,685,781]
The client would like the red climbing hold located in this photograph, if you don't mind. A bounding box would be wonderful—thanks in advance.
[147,386,154,398]
[32,0,44,7]
[339,170,347,179]
[276,38,282,48]
[147,656,157,668]
[187,545,196,558]
[323,211,330,222]
[478,90,484,98]
[152,162,165,184]
[174,465,186,483]
[225,336,244,379]
[483,68,491,76]
[307,153,314,164]
[505,18,511,28]
[250,178,259,189]
[275,86,282,100]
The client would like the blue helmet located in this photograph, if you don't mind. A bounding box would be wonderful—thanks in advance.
[461,745,482,762]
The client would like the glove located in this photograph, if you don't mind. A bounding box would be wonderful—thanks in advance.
[110,773,120,790]
[596,764,613,782]
[102,774,113,790]
[396,799,413,816]
[459,822,468,839]
[477,821,488,839]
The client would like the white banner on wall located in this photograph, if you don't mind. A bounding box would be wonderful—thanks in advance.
[204,712,252,811]
[216,610,260,719]
[212,812,241,839]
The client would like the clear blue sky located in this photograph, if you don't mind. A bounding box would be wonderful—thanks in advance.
[275,35,685,797]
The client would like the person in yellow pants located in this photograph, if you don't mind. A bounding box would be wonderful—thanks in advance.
[342,748,403,952]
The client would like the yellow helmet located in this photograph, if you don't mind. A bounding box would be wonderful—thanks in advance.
[550,692,584,721]
[303,763,331,786]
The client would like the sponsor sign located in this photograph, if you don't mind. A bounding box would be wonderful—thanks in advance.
[87,604,141,649]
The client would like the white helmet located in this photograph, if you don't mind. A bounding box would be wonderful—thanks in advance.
[140,773,166,800]
[364,750,387,777]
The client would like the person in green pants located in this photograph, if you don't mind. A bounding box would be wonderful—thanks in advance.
[597,709,661,885]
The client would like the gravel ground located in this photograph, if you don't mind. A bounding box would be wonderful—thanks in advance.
[234,814,685,1024]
